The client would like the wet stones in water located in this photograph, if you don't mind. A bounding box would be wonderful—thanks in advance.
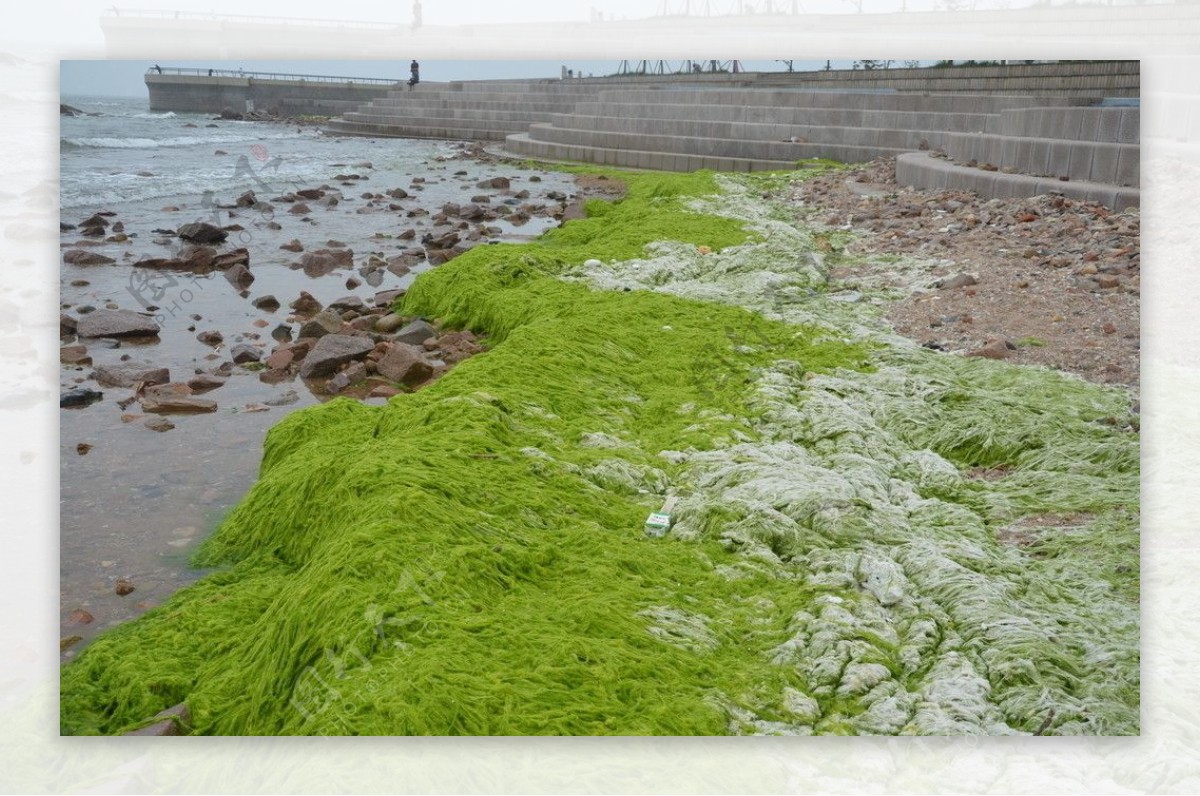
[67,608,94,625]
[114,577,135,596]
[196,330,223,346]
[61,388,103,408]
[145,416,175,432]
[296,249,352,278]
[271,324,293,342]
[187,374,226,393]
[289,291,323,316]
[60,345,92,366]
[280,239,304,252]
[476,176,509,190]
[298,310,345,340]
[252,295,280,312]
[224,263,254,289]
[75,443,93,456]
[231,344,262,364]
[177,222,228,245]
[63,250,115,266]
[327,295,367,314]
[75,310,160,338]
[92,364,170,389]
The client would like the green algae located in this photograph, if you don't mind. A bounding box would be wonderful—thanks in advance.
[60,166,1138,736]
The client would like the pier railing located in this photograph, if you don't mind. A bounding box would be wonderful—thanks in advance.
[146,66,402,86]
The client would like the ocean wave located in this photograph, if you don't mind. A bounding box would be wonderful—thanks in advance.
[132,111,177,119]
[61,129,307,150]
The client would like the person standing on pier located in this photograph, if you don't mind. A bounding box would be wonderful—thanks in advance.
[408,60,420,91]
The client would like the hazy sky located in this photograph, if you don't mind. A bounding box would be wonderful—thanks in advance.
[60,59,864,98]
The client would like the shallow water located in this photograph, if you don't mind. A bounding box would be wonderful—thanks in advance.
[59,95,578,655]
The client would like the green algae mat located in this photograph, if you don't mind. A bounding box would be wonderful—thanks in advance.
[60,169,1139,736]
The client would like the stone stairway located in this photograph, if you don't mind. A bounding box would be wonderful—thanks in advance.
[324,80,1139,207]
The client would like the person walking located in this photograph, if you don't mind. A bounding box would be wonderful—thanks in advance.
[408,59,420,91]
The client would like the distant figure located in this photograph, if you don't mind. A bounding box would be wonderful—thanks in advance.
[238,67,245,77]
[208,68,214,77]
[153,64,162,74]
[412,0,422,30]
[408,60,420,91]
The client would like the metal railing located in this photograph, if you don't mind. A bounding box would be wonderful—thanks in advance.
[145,66,402,86]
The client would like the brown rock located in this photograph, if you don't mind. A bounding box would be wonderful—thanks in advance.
[63,250,116,265]
[196,330,223,346]
[115,577,135,596]
[141,395,218,414]
[289,291,323,316]
[376,343,433,386]
[187,374,226,392]
[265,349,294,370]
[60,345,92,366]
[92,364,170,388]
[145,416,175,432]
[68,608,94,625]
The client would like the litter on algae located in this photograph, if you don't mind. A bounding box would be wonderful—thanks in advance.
[59,166,1138,736]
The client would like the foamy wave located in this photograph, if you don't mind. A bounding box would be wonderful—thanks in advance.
[61,129,307,150]
[133,111,177,119]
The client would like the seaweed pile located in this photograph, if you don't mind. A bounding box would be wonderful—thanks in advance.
[60,168,1138,735]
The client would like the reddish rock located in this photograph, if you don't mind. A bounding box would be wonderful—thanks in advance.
[187,374,226,392]
[68,608,94,625]
[60,345,92,366]
[289,291,323,316]
[376,343,433,386]
[92,364,169,388]
[115,577,135,596]
[265,349,294,370]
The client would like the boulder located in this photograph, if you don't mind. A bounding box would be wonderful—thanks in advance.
[280,239,304,252]
[476,176,509,190]
[224,263,254,288]
[297,249,353,277]
[252,294,280,312]
[376,343,433,386]
[60,388,103,408]
[289,291,323,316]
[177,222,228,244]
[374,289,405,308]
[235,190,256,207]
[75,310,160,338]
[91,364,170,388]
[63,250,115,266]
[187,374,226,393]
[212,248,250,269]
[230,344,262,364]
[196,330,223,346]
[374,313,406,333]
[141,395,218,413]
[394,319,438,347]
[298,334,375,378]
[298,309,345,339]
[936,273,978,290]
[327,295,367,314]
[60,345,92,366]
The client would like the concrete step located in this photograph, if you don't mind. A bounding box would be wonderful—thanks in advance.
[504,132,801,173]
[896,151,1139,210]
[935,132,1139,187]
[323,119,514,141]
[586,88,1072,114]
[558,105,1002,134]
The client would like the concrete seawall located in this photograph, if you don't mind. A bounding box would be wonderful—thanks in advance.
[145,71,402,117]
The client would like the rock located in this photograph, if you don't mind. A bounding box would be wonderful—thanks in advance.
[1102,322,1117,335]
[280,239,304,253]
[60,345,92,366]
[224,263,254,288]
[230,344,261,364]
[80,213,110,229]
[289,291,323,316]
[177,222,228,244]
[265,349,294,370]
[68,608,94,625]
[63,250,116,266]
[967,338,1016,360]
[114,577,136,596]
[91,364,169,388]
[298,334,375,378]
[374,313,406,333]
[272,323,294,342]
[297,249,353,277]
[1097,275,1121,289]
[327,295,367,313]
[141,395,218,413]
[60,314,78,336]
[477,176,509,190]
[75,310,160,338]
[298,309,345,339]
[197,330,224,346]
[187,374,226,392]
[936,273,978,290]
[288,202,312,216]
[345,276,362,290]
[144,416,175,432]
[376,343,433,386]
[374,289,405,307]
[394,319,437,347]
[212,248,250,269]
[368,384,402,399]
[60,635,83,652]
[251,294,281,312]
[75,443,93,455]
[235,190,257,207]
[263,389,300,407]
[386,188,409,199]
